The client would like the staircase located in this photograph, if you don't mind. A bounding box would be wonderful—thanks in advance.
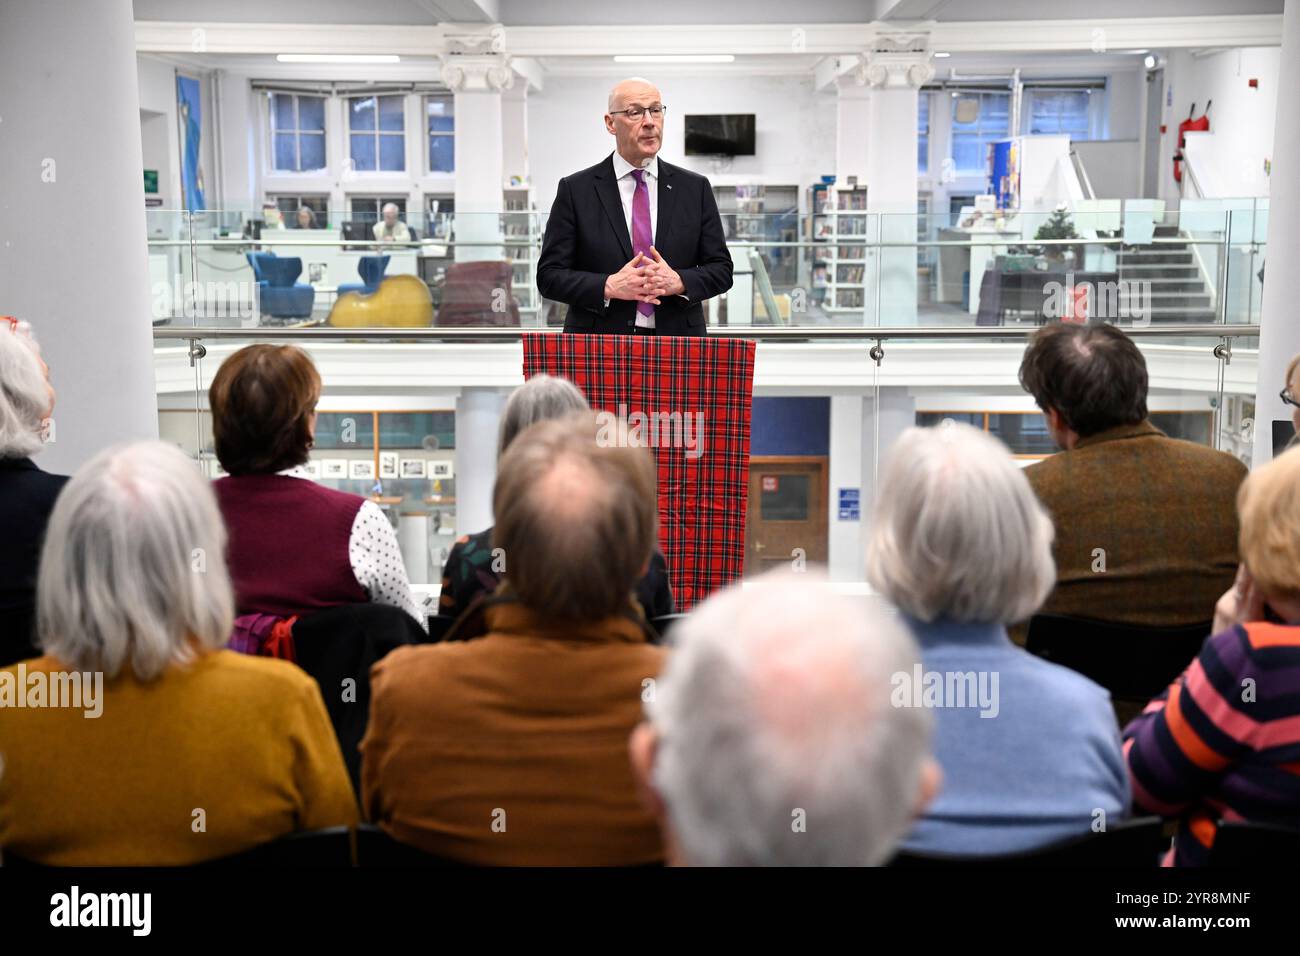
[1115,225,1217,324]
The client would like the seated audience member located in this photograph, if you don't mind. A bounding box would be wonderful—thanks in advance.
[868,422,1129,857]
[0,442,357,865]
[1125,447,1300,866]
[629,570,940,866]
[0,320,66,667]
[362,414,666,865]
[294,206,318,229]
[1017,323,1246,632]
[209,345,425,631]
[372,203,411,243]
[1282,352,1300,451]
[439,373,673,624]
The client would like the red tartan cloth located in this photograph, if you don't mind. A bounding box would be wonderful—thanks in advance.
[523,333,756,611]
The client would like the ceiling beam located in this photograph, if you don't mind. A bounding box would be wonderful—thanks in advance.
[135,15,1282,57]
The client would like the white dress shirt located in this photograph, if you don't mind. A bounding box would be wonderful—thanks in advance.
[279,466,428,631]
[611,152,659,329]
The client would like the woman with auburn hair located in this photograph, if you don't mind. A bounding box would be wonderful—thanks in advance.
[209,344,425,630]
[1125,446,1300,865]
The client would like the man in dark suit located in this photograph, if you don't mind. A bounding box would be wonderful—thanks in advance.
[537,78,733,336]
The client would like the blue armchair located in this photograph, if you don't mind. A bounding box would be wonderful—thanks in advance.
[246,252,315,319]
[337,255,391,296]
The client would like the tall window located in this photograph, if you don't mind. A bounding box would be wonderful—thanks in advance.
[349,197,406,225]
[270,93,326,171]
[1024,89,1093,138]
[917,92,930,173]
[349,95,406,172]
[949,91,1010,172]
[426,95,455,173]
[271,195,330,228]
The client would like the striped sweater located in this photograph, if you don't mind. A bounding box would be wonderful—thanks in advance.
[1123,621,1300,866]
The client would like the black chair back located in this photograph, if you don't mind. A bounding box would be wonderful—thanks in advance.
[890,816,1166,867]
[426,614,459,643]
[1025,615,1210,701]
[649,613,687,644]
[355,824,465,867]
[1209,820,1300,866]
[292,604,425,792]
[204,826,354,867]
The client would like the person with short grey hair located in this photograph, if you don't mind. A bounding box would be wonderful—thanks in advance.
[629,570,940,866]
[438,373,674,623]
[0,441,357,864]
[867,421,1129,857]
[372,202,411,243]
[0,320,68,666]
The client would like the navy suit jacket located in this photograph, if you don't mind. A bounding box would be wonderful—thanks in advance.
[537,154,733,336]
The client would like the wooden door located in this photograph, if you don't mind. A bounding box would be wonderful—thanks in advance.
[745,456,829,575]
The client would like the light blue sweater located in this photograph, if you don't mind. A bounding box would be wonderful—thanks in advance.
[900,615,1130,857]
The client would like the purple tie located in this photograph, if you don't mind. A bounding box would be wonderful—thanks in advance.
[630,168,654,318]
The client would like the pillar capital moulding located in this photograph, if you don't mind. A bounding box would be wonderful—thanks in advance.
[854,32,935,90]
[440,52,515,93]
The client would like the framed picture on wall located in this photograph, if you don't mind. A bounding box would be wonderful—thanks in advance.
[429,460,454,479]
[379,451,399,479]
[350,459,376,480]
[400,458,426,478]
[321,459,347,479]
[303,460,321,479]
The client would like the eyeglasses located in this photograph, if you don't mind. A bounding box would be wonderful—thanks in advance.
[1282,388,1300,409]
[610,105,667,121]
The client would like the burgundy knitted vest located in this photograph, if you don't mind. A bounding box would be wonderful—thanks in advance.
[214,474,368,618]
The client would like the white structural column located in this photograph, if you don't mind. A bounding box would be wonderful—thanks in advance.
[501,83,530,186]
[859,36,933,327]
[827,387,916,582]
[1252,0,1300,466]
[454,388,507,536]
[443,52,512,263]
[0,0,159,472]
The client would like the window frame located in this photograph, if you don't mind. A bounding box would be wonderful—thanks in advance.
[425,94,455,174]
[268,92,328,173]
[948,91,1012,173]
[346,93,407,173]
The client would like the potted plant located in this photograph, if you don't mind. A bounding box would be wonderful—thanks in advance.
[1032,204,1084,268]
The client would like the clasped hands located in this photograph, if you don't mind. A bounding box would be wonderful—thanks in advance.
[604,246,684,304]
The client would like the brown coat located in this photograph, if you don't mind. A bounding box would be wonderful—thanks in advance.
[361,599,667,866]
[1021,421,1246,635]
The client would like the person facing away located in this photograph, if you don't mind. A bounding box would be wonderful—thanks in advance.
[0,442,356,865]
[1017,322,1246,632]
[362,413,667,865]
[537,77,732,337]
[868,422,1129,857]
[439,373,674,627]
[1125,445,1300,866]
[629,569,941,866]
[0,319,67,667]
[208,344,426,631]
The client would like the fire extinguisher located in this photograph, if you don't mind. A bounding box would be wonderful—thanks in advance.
[1173,100,1211,184]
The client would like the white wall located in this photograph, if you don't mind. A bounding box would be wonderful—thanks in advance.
[1159,46,1280,203]
[137,55,182,208]
[527,73,838,217]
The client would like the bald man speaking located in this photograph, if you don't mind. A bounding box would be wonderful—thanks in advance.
[537,78,733,337]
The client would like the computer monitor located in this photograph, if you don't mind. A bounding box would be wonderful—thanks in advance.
[242,219,263,241]
[342,221,370,242]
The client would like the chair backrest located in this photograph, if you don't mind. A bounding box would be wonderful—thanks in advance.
[1025,614,1210,701]
[889,816,1166,867]
[358,254,390,286]
[426,614,459,643]
[650,614,687,644]
[246,251,302,287]
[1209,820,1300,867]
[291,604,425,792]
[437,260,519,327]
[355,824,464,867]
[203,826,355,868]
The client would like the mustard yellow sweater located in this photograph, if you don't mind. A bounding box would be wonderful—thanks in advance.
[0,650,357,865]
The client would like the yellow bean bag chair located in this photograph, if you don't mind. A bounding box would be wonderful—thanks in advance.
[327,274,434,328]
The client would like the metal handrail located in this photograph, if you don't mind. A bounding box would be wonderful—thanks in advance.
[154,324,1260,344]
[1069,149,1096,201]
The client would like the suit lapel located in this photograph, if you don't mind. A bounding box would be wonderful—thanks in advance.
[655,159,677,248]
[594,155,633,260]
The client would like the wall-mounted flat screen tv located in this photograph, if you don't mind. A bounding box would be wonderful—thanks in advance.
[684,114,756,156]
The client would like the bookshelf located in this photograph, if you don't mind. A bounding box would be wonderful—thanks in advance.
[502,185,539,318]
[811,182,870,314]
